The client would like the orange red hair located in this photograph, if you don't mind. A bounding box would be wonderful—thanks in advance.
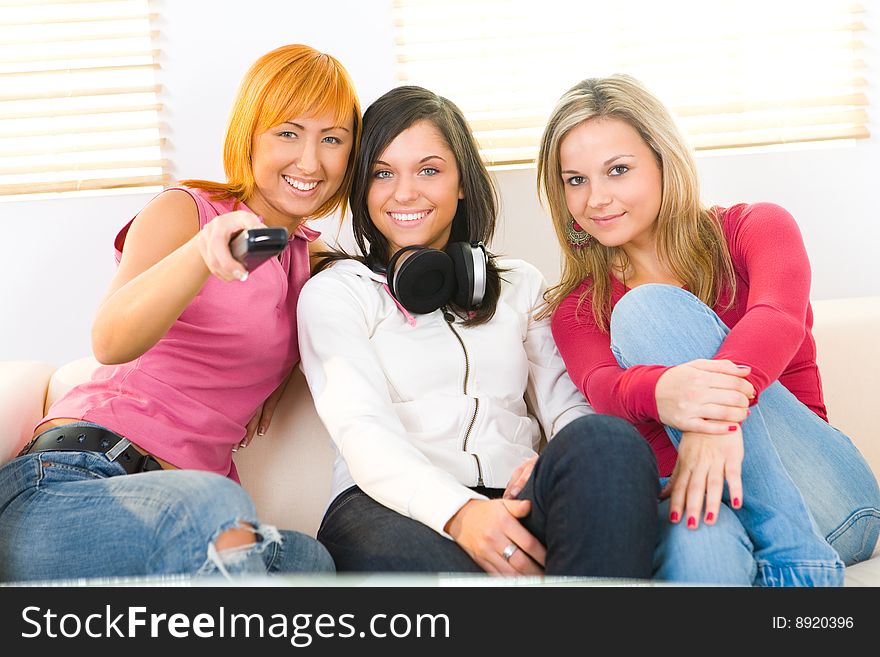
[183,44,361,219]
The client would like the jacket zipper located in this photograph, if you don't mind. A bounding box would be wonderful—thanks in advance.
[443,309,484,486]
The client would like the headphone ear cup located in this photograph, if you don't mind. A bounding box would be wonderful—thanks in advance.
[385,245,416,300]
[446,242,474,308]
[446,242,487,309]
[388,248,455,314]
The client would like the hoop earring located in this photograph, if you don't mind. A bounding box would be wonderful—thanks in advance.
[566,218,593,248]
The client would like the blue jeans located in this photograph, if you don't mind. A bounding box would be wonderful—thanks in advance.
[0,423,334,583]
[318,414,660,578]
[610,284,880,586]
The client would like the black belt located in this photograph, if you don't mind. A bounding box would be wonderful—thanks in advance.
[19,425,165,475]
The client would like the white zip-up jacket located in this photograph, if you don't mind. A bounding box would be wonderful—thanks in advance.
[297,258,594,537]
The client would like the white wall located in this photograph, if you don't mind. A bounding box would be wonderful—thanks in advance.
[1,0,878,366]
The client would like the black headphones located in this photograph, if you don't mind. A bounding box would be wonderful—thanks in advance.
[384,242,487,314]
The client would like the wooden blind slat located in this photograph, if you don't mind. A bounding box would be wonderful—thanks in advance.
[0,102,160,120]
[0,174,168,197]
[0,121,163,139]
[0,83,159,102]
[0,158,167,176]
[1,137,164,157]
[1,62,158,79]
[0,13,157,28]
[0,29,156,46]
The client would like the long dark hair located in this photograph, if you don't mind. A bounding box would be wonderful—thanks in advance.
[318,85,503,326]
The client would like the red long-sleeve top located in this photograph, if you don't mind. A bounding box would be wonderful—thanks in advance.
[551,203,827,477]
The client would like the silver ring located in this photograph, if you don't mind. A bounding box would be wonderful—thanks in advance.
[502,543,518,562]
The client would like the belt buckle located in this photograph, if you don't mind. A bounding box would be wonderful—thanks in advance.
[105,437,132,462]
[17,435,39,458]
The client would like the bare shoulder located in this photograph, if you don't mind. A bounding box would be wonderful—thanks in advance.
[128,189,200,240]
[121,190,200,257]
[108,189,202,293]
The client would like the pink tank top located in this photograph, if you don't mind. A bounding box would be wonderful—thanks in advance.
[44,187,319,480]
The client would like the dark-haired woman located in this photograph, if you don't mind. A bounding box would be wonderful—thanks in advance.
[296,86,659,577]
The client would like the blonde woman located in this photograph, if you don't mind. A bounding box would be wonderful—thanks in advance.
[0,45,360,582]
[537,74,880,586]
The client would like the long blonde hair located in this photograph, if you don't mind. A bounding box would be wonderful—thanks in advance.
[536,74,734,329]
[182,44,361,219]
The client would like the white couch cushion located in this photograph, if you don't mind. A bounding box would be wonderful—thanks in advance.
[0,361,55,464]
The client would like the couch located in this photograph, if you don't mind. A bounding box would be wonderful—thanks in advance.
[2,297,879,585]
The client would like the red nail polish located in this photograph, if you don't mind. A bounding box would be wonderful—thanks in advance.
[728,425,737,432]
[670,511,680,522]
[733,497,741,508]
[687,516,696,528]
[746,410,751,417]
[706,512,715,522]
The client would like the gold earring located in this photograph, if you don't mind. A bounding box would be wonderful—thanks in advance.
[566,218,593,248]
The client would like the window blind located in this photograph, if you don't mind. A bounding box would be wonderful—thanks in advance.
[0,0,166,197]
[392,0,869,166]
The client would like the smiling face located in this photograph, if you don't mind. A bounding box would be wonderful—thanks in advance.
[366,119,464,258]
[559,117,663,250]
[247,112,353,229]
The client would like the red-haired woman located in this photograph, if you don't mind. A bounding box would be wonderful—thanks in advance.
[0,45,361,582]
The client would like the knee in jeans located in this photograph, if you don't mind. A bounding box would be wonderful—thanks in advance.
[215,524,257,551]
[163,472,263,557]
[199,520,283,579]
[191,479,261,553]
[170,471,257,522]
[610,283,681,329]
[611,421,657,468]
[558,415,655,468]
[210,520,278,555]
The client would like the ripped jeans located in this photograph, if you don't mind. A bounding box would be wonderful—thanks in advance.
[0,437,333,583]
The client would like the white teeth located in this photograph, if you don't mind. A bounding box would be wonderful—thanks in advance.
[283,175,318,191]
[389,210,430,222]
